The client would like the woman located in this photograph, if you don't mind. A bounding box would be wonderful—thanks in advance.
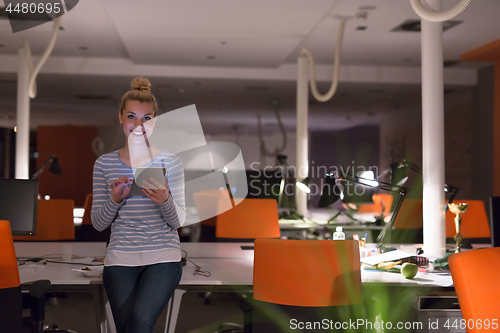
[91,77,185,333]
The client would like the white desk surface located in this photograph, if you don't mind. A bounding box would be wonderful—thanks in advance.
[14,242,453,287]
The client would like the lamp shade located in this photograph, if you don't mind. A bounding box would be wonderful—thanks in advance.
[49,157,62,175]
[318,174,341,208]
[296,177,311,193]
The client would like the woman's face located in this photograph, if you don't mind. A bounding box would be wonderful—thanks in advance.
[119,100,156,144]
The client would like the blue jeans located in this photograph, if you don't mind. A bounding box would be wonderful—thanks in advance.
[103,261,182,333]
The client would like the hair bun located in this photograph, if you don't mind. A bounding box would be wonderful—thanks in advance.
[131,77,151,93]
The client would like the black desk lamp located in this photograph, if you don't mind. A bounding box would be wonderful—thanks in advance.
[32,155,62,179]
[395,159,459,212]
[318,172,408,252]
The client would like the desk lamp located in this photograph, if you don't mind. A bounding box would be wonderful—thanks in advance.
[395,159,459,212]
[318,173,408,252]
[32,155,61,179]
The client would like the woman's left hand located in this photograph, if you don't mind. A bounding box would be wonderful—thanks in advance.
[142,177,170,205]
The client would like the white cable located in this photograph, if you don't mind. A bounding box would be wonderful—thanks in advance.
[301,18,346,103]
[410,0,472,22]
[28,16,62,98]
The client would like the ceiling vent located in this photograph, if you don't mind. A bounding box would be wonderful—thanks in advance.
[392,19,461,32]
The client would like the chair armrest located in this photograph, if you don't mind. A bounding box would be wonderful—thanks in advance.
[28,280,51,322]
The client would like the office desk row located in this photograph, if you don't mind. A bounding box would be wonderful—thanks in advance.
[15,242,454,333]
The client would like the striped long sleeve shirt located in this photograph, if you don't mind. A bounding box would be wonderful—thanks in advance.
[91,150,186,266]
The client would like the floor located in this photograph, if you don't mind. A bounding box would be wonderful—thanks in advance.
[44,292,244,333]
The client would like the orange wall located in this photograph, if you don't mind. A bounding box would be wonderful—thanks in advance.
[37,126,98,206]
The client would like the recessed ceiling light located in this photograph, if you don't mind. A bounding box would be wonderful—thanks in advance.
[207,56,216,60]
[392,19,462,32]
[359,5,376,10]
[79,46,88,50]
[220,41,226,45]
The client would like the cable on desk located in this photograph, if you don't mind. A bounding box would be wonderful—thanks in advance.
[187,259,211,277]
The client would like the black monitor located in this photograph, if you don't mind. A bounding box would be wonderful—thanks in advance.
[490,197,500,247]
[0,179,38,235]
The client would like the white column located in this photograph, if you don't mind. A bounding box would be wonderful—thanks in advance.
[421,0,446,258]
[296,55,309,217]
[15,43,30,179]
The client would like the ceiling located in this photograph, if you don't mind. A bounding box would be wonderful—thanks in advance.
[0,0,497,134]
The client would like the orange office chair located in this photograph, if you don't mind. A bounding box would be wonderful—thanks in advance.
[251,239,363,332]
[193,189,231,242]
[449,248,500,332]
[445,200,490,241]
[358,193,394,216]
[13,200,75,241]
[0,220,72,333]
[386,199,423,243]
[81,193,92,226]
[215,198,280,241]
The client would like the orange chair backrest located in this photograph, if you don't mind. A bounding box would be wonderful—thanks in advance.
[449,247,500,330]
[358,193,394,215]
[445,200,490,238]
[0,220,21,289]
[82,193,92,226]
[253,239,361,307]
[392,199,423,229]
[13,199,75,241]
[215,198,280,239]
[193,190,231,227]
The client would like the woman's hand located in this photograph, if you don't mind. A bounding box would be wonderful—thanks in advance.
[142,177,170,205]
[110,176,132,203]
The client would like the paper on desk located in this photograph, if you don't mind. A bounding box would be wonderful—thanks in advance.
[361,250,421,266]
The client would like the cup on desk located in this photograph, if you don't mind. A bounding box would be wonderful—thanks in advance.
[61,244,74,262]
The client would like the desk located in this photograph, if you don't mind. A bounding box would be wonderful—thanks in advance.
[15,242,455,333]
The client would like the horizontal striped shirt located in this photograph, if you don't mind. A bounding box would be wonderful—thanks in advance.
[91,149,186,266]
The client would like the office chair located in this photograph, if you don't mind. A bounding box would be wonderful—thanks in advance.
[357,193,393,216]
[386,199,423,244]
[193,190,231,242]
[449,247,500,332]
[13,200,75,241]
[215,198,280,241]
[249,239,364,333]
[445,200,490,243]
[75,194,110,242]
[0,220,77,333]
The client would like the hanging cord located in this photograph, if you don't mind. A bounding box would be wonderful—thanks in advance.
[27,16,62,98]
[258,101,288,162]
[410,0,472,22]
[301,18,347,103]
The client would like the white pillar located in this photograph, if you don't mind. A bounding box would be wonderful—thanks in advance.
[421,0,446,258]
[296,55,309,217]
[16,43,30,179]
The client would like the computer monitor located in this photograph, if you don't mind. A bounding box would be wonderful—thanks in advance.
[0,179,38,235]
[489,197,500,247]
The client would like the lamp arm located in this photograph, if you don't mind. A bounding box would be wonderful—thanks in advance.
[445,186,460,212]
[32,157,53,179]
[301,18,346,103]
[376,188,408,247]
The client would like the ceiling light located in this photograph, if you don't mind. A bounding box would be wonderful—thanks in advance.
[392,19,462,32]
[356,26,367,31]
[220,41,226,45]
[79,46,88,50]
[359,5,377,10]
[207,56,216,60]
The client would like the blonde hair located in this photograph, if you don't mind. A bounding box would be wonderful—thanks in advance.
[119,77,158,116]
